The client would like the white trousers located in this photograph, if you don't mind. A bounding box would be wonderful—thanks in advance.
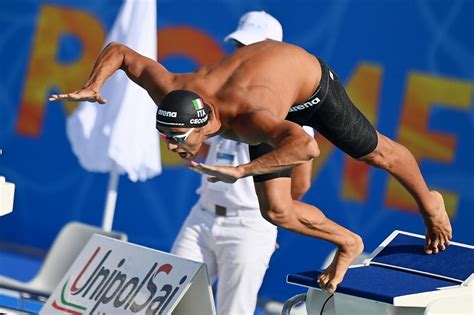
[171,204,278,315]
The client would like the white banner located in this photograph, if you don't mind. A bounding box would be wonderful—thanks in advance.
[40,235,214,315]
[66,0,161,182]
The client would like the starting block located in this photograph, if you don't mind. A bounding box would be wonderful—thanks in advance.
[285,230,474,315]
[0,176,15,216]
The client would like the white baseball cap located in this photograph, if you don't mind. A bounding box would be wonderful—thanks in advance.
[225,11,283,45]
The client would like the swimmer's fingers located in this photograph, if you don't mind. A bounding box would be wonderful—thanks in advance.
[188,161,240,183]
[187,161,209,175]
[49,93,73,102]
[188,161,215,176]
[49,89,107,104]
[188,161,220,175]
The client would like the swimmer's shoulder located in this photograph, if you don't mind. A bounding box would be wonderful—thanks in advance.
[243,40,319,65]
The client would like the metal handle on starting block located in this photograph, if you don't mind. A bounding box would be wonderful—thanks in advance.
[282,293,306,315]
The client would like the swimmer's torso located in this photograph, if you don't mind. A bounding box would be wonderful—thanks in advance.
[169,41,322,131]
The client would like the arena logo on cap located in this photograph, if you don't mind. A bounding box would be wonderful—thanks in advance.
[158,109,177,118]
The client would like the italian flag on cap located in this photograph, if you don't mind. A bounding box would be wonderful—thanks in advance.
[192,98,204,111]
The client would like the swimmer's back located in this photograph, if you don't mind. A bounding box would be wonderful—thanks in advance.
[196,41,322,109]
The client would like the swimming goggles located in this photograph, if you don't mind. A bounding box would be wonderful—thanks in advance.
[158,128,194,143]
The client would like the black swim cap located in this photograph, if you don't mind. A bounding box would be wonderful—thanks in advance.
[156,90,211,128]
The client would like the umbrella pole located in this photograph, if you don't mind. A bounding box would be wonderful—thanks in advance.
[102,164,119,232]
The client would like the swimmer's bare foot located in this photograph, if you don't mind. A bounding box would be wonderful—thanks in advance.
[422,191,452,254]
[317,234,364,293]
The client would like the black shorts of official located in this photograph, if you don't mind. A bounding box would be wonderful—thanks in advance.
[250,58,378,183]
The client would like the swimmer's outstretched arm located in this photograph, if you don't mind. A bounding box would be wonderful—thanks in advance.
[189,110,319,182]
[49,42,172,103]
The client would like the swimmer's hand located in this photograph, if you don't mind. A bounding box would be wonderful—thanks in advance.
[49,88,107,104]
[187,161,244,184]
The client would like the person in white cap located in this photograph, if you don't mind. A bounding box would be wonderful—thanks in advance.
[225,11,283,46]
[170,11,313,315]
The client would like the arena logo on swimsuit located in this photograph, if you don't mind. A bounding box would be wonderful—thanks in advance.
[51,247,188,315]
[288,97,321,112]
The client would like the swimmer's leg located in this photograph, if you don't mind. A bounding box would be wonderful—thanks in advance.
[254,177,363,293]
[359,132,452,254]
[307,63,452,255]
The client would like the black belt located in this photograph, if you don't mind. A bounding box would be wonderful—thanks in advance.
[215,205,227,216]
[201,204,233,216]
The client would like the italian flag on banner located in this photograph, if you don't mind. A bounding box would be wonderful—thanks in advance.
[192,98,204,110]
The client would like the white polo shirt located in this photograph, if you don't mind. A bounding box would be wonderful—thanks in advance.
[198,137,259,210]
[197,126,314,210]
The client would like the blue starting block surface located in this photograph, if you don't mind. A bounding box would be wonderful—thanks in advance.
[286,231,474,304]
[287,266,458,304]
[370,233,474,282]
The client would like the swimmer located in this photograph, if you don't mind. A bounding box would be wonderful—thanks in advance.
[50,37,452,293]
